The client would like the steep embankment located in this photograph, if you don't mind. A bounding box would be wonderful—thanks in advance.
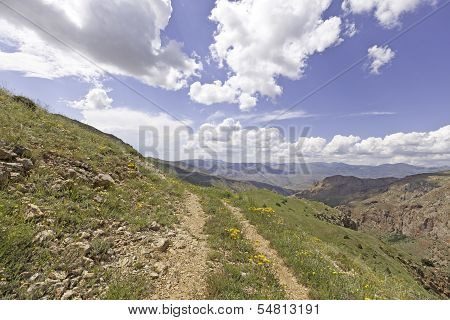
[338,172,449,297]
[0,91,191,299]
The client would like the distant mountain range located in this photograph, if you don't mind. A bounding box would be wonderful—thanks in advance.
[171,159,449,190]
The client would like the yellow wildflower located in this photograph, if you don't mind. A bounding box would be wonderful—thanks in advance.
[226,228,241,240]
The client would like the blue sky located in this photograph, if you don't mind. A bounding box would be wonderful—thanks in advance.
[0,0,449,165]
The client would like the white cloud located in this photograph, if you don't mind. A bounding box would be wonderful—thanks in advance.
[189,80,236,105]
[367,45,396,74]
[81,107,192,159]
[348,111,397,116]
[181,119,450,166]
[189,0,342,111]
[344,20,358,37]
[0,0,201,89]
[342,0,433,28]
[69,86,113,110]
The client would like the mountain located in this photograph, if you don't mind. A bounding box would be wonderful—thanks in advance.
[174,159,446,190]
[0,90,440,300]
[156,160,295,196]
[297,171,449,297]
[295,175,399,206]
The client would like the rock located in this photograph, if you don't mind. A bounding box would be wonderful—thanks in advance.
[29,273,41,282]
[93,174,115,188]
[93,229,105,238]
[166,231,176,237]
[61,290,74,300]
[67,168,77,178]
[10,172,21,181]
[149,221,161,231]
[17,158,33,171]
[0,170,8,186]
[33,230,55,244]
[154,238,170,252]
[50,271,67,281]
[25,204,45,220]
[79,231,90,240]
[93,195,103,203]
[82,271,94,279]
[0,148,16,160]
[72,242,91,254]
[153,262,168,274]
[3,162,24,172]
[149,272,159,279]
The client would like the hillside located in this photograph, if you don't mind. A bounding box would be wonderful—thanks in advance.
[336,172,449,297]
[0,90,439,300]
[157,160,295,196]
[175,159,445,190]
[295,175,398,206]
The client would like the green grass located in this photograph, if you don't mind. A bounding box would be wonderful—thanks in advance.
[0,90,185,298]
[193,187,286,300]
[104,275,150,300]
[229,189,436,299]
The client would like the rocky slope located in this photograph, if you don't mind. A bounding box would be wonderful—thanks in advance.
[0,92,188,299]
[295,175,398,206]
[300,172,449,297]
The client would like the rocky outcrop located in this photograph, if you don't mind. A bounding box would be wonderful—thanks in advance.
[296,175,398,206]
[0,144,34,187]
[338,172,450,298]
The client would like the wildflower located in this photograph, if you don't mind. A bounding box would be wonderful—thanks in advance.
[226,228,241,240]
[364,284,369,289]
[364,297,371,300]
[251,254,271,265]
[250,207,275,215]
[127,162,137,170]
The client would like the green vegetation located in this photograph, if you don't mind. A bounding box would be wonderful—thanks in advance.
[0,90,182,298]
[104,275,149,300]
[229,189,435,299]
[193,187,286,299]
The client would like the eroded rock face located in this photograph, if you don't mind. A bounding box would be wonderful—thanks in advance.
[337,172,450,298]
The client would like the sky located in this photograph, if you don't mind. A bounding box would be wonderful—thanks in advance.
[0,0,449,166]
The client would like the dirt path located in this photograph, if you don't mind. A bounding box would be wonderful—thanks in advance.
[223,201,309,300]
[151,192,209,299]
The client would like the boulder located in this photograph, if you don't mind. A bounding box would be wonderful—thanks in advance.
[34,230,55,244]
[25,204,45,220]
[153,238,170,252]
[93,174,115,188]
[17,158,34,171]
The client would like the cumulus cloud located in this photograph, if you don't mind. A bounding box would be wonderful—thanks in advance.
[342,0,433,28]
[189,0,342,110]
[181,119,450,166]
[367,45,396,74]
[69,86,113,110]
[0,0,201,89]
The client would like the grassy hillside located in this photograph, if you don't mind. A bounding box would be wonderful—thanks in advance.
[229,189,436,299]
[0,90,188,299]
